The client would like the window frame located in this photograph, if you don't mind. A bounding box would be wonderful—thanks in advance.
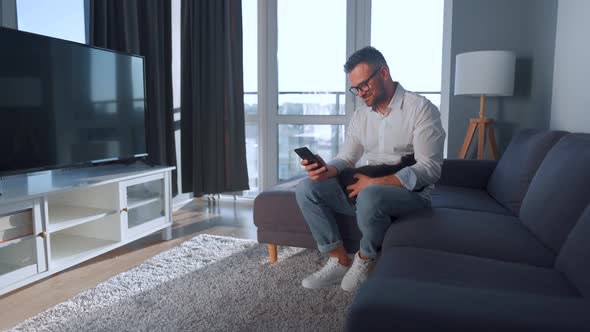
[255,0,372,191]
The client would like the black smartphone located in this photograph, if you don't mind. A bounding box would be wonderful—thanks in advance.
[294,147,326,171]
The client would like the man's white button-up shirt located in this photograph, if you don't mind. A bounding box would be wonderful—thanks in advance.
[328,83,446,200]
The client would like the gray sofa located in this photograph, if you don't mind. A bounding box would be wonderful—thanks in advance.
[253,129,590,330]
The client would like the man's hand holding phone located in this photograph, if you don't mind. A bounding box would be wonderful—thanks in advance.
[295,147,337,181]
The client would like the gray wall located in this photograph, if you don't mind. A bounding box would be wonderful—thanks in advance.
[550,0,590,133]
[0,0,17,28]
[448,0,558,158]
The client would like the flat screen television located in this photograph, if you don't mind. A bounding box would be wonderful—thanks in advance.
[0,27,147,176]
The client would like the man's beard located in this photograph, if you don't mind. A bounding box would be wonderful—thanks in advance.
[365,87,386,108]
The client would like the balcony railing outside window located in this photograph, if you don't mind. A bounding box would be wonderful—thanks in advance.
[243,91,441,188]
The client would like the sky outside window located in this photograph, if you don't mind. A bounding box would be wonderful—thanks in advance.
[278,0,346,92]
[16,0,86,44]
[371,0,443,92]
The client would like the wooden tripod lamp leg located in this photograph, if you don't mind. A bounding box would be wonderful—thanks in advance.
[476,95,487,160]
[459,120,478,159]
[267,244,278,264]
[458,95,499,160]
[487,122,498,160]
[477,121,486,160]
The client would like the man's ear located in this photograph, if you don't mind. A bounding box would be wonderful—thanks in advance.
[380,66,391,81]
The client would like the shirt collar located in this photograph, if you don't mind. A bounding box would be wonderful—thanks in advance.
[372,82,405,115]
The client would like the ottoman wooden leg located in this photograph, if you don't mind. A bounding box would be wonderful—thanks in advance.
[267,244,278,264]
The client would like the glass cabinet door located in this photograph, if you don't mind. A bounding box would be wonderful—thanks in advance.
[0,200,46,290]
[121,173,168,239]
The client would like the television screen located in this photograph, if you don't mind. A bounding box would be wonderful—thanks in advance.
[0,27,147,175]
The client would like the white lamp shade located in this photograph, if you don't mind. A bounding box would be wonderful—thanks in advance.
[454,50,516,96]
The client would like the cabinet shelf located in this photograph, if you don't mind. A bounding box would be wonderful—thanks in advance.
[48,204,117,233]
[50,233,118,268]
[0,234,35,249]
[0,263,35,277]
[0,262,20,275]
[127,196,161,210]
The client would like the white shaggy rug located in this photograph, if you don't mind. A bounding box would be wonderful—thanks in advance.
[10,235,354,331]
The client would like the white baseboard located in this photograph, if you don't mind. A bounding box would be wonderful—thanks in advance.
[172,194,194,211]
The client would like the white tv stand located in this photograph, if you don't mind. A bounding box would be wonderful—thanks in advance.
[0,164,174,295]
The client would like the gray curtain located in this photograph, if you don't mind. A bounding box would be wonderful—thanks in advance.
[89,0,177,194]
[180,0,249,195]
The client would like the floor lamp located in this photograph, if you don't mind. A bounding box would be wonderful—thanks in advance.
[454,50,515,160]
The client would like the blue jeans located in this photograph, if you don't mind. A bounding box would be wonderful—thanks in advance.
[295,177,430,259]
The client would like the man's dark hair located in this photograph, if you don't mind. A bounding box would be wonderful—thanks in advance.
[344,46,388,73]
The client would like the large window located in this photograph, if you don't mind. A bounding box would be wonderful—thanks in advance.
[276,0,347,181]
[371,0,444,108]
[242,0,258,197]
[277,0,346,117]
[278,124,344,180]
[244,0,444,194]
[16,0,86,44]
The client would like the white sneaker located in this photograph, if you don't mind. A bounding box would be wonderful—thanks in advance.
[341,252,373,292]
[302,257,350,289]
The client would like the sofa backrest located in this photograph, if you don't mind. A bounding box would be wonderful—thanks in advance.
[556,204,590,298]
[487,129,567,215]
[519,133,590,253]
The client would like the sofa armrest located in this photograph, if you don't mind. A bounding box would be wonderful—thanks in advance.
[346,278,590,331]
[437,159,498,189]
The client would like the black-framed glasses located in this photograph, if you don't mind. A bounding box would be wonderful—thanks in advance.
[348,68,380,95]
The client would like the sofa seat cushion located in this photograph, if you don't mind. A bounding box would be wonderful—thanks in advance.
[253,177,361,243]
[374,247,578,297]
[382,208,555,267]
[432,185,512,215]
[254,189,310,233]
[346,278,590,331]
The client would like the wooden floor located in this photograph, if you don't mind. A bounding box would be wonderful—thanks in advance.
[0,198,257,330]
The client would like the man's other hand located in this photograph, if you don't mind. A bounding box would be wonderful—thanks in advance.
[346,173,372,198]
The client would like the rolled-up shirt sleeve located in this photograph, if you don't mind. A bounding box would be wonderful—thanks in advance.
[396,100,446,190]
[327,158,351,173]
[395,166,417,190]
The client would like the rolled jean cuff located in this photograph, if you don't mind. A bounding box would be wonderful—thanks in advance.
[317,240,343,254]
[359,250,377,260]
